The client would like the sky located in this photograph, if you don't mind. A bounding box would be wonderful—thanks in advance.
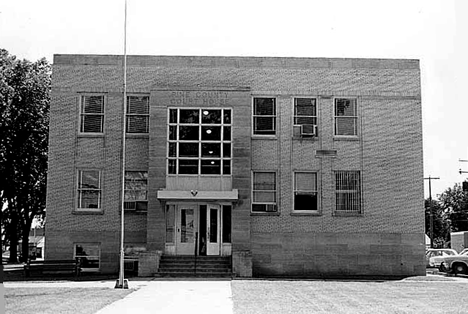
[1,0,467,198]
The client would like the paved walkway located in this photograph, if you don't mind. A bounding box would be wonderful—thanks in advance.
[95,279,233,314]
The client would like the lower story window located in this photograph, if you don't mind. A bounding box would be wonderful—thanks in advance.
[252,171,277,212]
[335,171,361,213]
[124,171,148,211]
[74,243,100,272]
[294,172,318,212]
[77,170,101,211]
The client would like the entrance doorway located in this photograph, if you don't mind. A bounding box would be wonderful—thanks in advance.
[172,203,225,256]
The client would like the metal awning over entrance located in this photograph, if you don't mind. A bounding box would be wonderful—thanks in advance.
[157,189,238,201]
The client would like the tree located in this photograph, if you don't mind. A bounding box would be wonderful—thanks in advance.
[439,183,468,233]
[425,198,450,248]
[0,49,50,262]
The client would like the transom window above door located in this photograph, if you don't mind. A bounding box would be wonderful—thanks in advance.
[167,108,232,175]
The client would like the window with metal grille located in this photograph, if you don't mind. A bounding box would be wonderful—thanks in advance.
[253,98,276,135]
[124,171,148,211]
[334,98,357,136]
[126,96,149,133]
[252,172,277,212]
[294,98,317,136]
[335,171,361,213]
[77,170,101,210]
[80,95,104,133]
[167,108,232,175]
[294,172,318,212]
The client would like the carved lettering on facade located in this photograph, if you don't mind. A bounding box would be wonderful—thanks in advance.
[169,91,229,105]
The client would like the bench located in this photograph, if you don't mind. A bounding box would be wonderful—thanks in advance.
[24,259,81,277]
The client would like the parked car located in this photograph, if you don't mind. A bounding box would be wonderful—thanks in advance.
[425,249,458,267]
[439,250,468,275]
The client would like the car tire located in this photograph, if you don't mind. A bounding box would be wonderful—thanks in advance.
[453,263,468,276]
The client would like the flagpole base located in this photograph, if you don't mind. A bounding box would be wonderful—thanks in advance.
[114,279,129,289]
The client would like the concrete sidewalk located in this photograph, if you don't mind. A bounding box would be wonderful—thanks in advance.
[95,280,233,314]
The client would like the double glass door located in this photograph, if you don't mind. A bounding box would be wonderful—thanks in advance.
[175,204,220,255]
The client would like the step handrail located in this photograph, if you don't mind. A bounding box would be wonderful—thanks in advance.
[194,232,198,274]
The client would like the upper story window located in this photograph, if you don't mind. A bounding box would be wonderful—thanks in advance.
[126,96,149,134]
[77,170,101,210]
[334,98,357,136]
[124,171,148,212]
[294,98,317,136]
[167,108,232,175]
[294,172,318,212]
[80,95,104,133]
[335,171,361,213]
[252,171,277,213]
[253,97,276,136]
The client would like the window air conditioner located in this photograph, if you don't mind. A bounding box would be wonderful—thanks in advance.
[124,202,136,211]
[300,124,317,136]
[265,204,277,212]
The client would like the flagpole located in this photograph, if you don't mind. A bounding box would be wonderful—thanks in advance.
[115,0,128,289]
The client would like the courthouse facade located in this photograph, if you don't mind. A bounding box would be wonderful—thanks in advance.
[45,54,425,277]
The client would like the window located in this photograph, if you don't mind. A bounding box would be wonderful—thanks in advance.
[124,171,148,211]
[294,172,318,212]
[77,170,101,210]
[294,98,317,136]
[74,243,100,272]
[334,98,357,136]
[252,172,277,212]
[126,96,149,133]
[167,108,232,175]
[335,171,361,213]
[80,95,104,133]
[253,98,276,135]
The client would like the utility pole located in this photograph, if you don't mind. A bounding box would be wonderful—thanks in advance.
[424,176,440,248]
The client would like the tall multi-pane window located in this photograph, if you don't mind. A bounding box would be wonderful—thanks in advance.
[335,171,361,213]
[124,171,148,211]
[126,96,149,133]
[80,95,104,133]
[167,108,232,175]
[253,98,276,135]
[77,170,101,210]
[294,172,318,212]
[294,98,317,136]
[334,98,357,136]
[252,172,277,212]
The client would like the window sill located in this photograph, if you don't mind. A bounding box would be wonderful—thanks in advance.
[332,211,363,217]
[333,136,359,141]
[122,210,147,215]
[78,133,105,138]
[250,212,280,216]
[73,210,104,215]
[251,136,278,140]
[290,211,322,216]
[126,133,149,138]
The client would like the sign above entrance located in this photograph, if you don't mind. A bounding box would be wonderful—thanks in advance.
[157,189,238,201]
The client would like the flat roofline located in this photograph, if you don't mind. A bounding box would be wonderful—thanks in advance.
[53,54,419,70]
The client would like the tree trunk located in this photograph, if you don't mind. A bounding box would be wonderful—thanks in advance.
[8,214,19,263]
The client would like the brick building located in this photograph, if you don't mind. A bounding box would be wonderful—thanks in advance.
[45,54,425,277]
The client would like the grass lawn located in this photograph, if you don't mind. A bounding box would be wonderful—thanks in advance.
[5,287,134,314]
[232,279,468,314]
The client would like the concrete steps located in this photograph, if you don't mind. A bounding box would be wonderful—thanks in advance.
[157,255,232,278]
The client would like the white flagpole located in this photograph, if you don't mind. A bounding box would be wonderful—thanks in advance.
[116,0,128,289]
